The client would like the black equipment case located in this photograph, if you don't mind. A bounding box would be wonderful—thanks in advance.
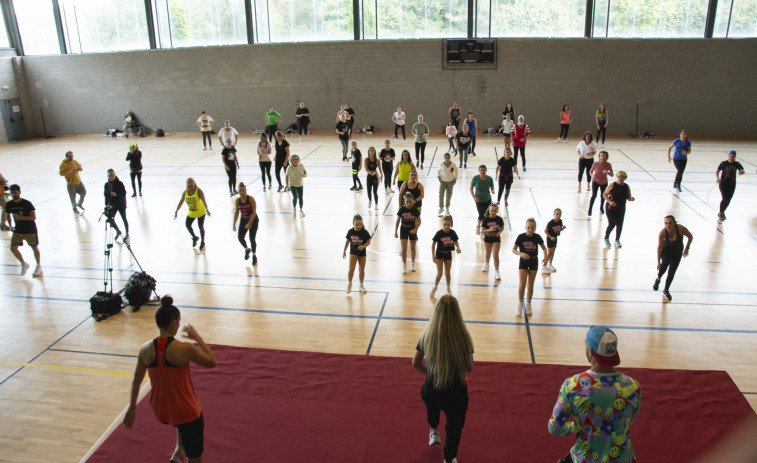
[90,291,123,321]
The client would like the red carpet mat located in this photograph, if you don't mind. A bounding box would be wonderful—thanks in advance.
[88,345,753,462]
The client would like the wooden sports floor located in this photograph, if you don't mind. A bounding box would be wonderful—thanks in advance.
[0,131,755,462]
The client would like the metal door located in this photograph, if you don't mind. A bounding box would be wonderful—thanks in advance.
[0,99,26,143]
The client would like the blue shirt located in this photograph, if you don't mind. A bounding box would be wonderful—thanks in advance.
[464,118,476,137]
[672,138,691,161]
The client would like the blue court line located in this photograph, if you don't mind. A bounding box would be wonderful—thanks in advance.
[743,391,757,395]
[365,292,389,355]
[529,187,541,218]
[682,185,716,212]
[300,145,321,161]
[617,149,657,181]
[425,146,438,176]
[672,191,724,235]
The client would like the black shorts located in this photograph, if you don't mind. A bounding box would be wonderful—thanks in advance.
[483,235,501,244]
[350,249,367,258]
[502,133,511,138]
[399,226,418,241]
[519,258,538,270]
[546,237,558,249]
[435,251,452,261]
[175,414,204,459]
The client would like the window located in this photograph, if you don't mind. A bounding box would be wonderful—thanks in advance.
[13,0,61,55]
[603,0,709,38]
[0,9,9,48]
[59,0,150,53]
[714,0,757,37]
[154,0,247,48]
[483,0,586,37]
[375,0,467,39]
[256,0,353,43]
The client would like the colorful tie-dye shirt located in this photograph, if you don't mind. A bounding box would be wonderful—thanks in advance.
[548,370,641,463]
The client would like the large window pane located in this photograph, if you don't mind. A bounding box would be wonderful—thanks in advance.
[377,0,467,39]
[361,0,377,39]
[59,0,150,53]
[714,0,757,37]
[593,0,610,37]
[13,0,61,55]
[0,10,9,47]
[263,0,353,43]
[156,0,247,48]
[606,0,708,37]
[476,0,491,37]
[488,0,585,37]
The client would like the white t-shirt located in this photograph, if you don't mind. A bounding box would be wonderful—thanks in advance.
[393,111,406,126]
[576,140,597,159]
[438,162,459,182]
[502,119,514,134]
[219,127,239,145]
[446,125,458,138]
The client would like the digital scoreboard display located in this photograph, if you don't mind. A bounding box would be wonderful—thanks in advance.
[445,39,496,64]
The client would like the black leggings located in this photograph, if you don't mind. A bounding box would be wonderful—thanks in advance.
[266,124,277,142]
[657,250,683,292]
[366,174,379,203]
[201,131,212,148]
[673,159,687,188]
[275,161,286,188]
[237,219,259,252]
[259,161,272,187]
[578,158,593,183]
[497,175,513,203]
[226,166,237,192]
[471,135,477,154]
[415,142,427,165]
[107,207,129,236]
[298,121,309,136]
[475,200,491,221]
[186,215,206,242]
[352,173,363,189]
[383,165,393,189]
[130,171,142,194]
[604,208,625,240]
[395,124,406,139]
[589,182,607,214]
[513,146,526,168]
[559,124,569,139]
[422,382,468,463]
[596,123,607,144]
[719,181,736,214]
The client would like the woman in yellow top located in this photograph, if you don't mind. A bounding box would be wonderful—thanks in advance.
[174,178,211,251]
[392,150,416,194]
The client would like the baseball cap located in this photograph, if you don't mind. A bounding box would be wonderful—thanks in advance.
[728,150,737,156]
[586,325,620,367]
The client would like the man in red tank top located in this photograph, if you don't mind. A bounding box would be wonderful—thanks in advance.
[124,296,217,463]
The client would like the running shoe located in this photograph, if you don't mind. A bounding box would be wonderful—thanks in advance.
[77,202,85,211]
[525,301,533,315]
[346,283,352,294]
[556,137,561,143]
[464,164,467,169]
[429,285,437,298]
[402,262,407,274]
[548,263,556,272]
[677,186,682,193]
[368,202,372,209]
[252,254,258,266]
[653,278,660,291]
[245,248,251,260]
[199,242,205,251]
[523,166,527,172]
[429,430,441,446]
[277,185,283,192]
[482,263,488,272]
[360,284,367,293]
[20,262,30,275]
[411,261,416,272]
[131,193,137,197]
[192,236,199,247]
[124,235,130,245]
[662,290,672,301]
[300,210,306,217]
[604,238,611,248]
[32,266,43,277]
[285,187,290,192]
[494,269,501,280]
[516,301,523,316]
[615,240,622,248]
[350,187,357,191]
[446,286,452,295]
[541,265,550,273]
[375,203,378,210]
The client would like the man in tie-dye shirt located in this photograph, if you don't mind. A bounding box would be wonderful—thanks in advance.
[548,326,641,463]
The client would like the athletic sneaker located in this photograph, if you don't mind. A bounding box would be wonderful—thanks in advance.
[32,266,43,277]
[446,286,452,295]
[662,290,672,301]
[346,283,352,294]
[77,203,85,211]
[429,430,441,446]
[350,186,357,191]
[300,210,306,218]
[368,202,372,209]
[718,212,726,221]
[516,300,523,316]
[411,261,416,272]
[604,238,611,248]
[653,278,660,291]
[676,186,682,193]
[360,284,367,293]
[192,236,199,247]
[375,203,379,210]
[482,263,489,272]
[548,263,556,272]
[429,285,437,298]
[245,248,251,260]
[540,265,550,273]
[402,262,407,274]
[525,301,533,315]
[20,262,30,275]
[438,207,443,215]
[494,269,501,280]
[277,185,283,192]
[523,166,527,172]
[199,242,206,251]
[285,187,290,192]
[131,193,137,197]
[556,137,561,143]
[252,254,258,265]
[124,235,130,245]
[615,240,622,248]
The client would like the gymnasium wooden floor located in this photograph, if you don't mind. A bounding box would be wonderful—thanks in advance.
[0,131,755,462]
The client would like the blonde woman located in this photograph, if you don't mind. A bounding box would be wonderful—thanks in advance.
[174,178,210,251]
[412,295,473,463]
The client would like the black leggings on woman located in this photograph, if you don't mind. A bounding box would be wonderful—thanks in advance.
[604,207,625,240]
[497,175,513,203]
[275,161,286,188]
[673,159,687,189]
[237,219,259,252]
[588,182,607,215]
[719,181,736,215]
[259,161,272,188]
[559,124,570,140]
[657,250,683,292]
[596,123,607,144]
[366,174,379,203]
[578,158,593,183]
[298,121,309,136]
[394,124,406,140]
[130,171,142,195]
[383,165,393,189]
[226,166,237,193]
[186,215,205,243]
[422,382,468,463]
[513,146,526,168]
[415,142,427,165]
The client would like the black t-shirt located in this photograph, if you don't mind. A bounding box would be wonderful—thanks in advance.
[296,107,310,124]
[546,219,563,238]
[351,149,362,170]
[222,147,237,168]
[380,148,395,169]
[345,108,355,125]
[718,160,744,184]
[275,139,290,162]
[497,157,516,176]
[503,108,515,120]
[403,182,422,208]
[456,131,472,146]
[336,121,349,140]
[104,178,127,209]
[481,216,504,237]
[450,107,461,122]
[433,229,459,256]
[397,207,420,229]
[515,233,544,260]
[5,198,36,234]
[366,156,378,172]
[346,227,371,254]
[126,150,142,171]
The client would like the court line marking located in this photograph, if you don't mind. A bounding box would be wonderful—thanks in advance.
[48,348,137,358]
[523,309,536,364]
[0,359,131,376]
[365,292,389,355]
[617,149,657,181]
[425,146,438,176]
[529,187,541,218]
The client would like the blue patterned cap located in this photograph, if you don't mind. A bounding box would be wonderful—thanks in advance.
[586,325,620,367]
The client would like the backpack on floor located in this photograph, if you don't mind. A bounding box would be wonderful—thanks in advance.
[156,129,165,137]
[123,272,156,312]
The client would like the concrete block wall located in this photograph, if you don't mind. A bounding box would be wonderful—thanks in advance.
[13,38,757,139]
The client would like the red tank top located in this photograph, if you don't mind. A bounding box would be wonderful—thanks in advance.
[147,337,202,425]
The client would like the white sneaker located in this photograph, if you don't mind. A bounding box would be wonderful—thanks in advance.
[482,263,489,272]
[32,265,43,277]
[375,203,379,210]
[548,263,556,272]
[446,286,452,295]
[360,284,367,293]
[438,207,444,215]
[516,300,523,316]
[494,269,501,280]
[541,265,550,273]
[346,283,352,294]
[526,301,533,315]
[411,261,416,272]
[556,137,561,143]
[402,262,407,274]
[300,210,306,217]
[20,262,30,275]
[429,285,437,298]
[368,201,372,209]
[429,430,441,446]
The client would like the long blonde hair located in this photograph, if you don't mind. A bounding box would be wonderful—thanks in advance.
[418,295,473,390]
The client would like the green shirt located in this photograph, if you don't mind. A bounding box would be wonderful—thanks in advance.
[265,111,281,126]
[412,122,429,143]
[286,164,306,187]
[471,175,494,202]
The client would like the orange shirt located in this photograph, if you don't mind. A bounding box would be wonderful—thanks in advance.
[147,337,202,426]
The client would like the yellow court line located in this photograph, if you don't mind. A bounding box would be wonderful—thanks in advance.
[0,359,132,376]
